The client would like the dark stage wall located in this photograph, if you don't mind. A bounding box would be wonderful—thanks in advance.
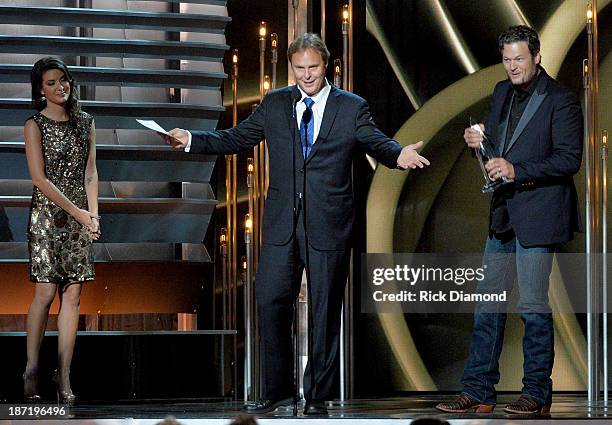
[353,0,612,395]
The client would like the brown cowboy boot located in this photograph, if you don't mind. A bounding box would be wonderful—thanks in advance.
[503,395,551,415]
[435,394,495,413]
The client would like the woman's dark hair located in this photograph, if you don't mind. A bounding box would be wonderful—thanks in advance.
[31,57,82,123]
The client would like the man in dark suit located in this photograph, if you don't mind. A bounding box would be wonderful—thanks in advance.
[436,25,582,415]
[164,33,429,415]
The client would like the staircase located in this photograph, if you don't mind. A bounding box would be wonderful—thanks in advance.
[0,0,236,401]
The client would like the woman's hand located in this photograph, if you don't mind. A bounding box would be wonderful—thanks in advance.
[89,216,101,240]
[73,208,97,233]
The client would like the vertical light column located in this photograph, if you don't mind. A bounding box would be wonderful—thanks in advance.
[253,22,267,269]
[334,59,342,88]
[271,33,279,89]
[258,24,268,253]
[341,4,349,91]
[340,2,354,402]
[269,36,278,204]
[321,0,326,41]
[603,129,609,405]
[256,75,271,401]
[288,0,309,84]
[244,212,254,401]
[219,228,227,329]
[241,256,247,283]
[223,177,234,330]
[259,22,268,99]
[245,159,260,401]
[291,0,299,40]
[583,59,592,389]
[348,0,354,92]
[229,49,240,331]
[247,158,255,268]
[263,76,271,196]
[585,1,603,406]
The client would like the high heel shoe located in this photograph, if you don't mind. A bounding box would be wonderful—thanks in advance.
[52,369,76,406]
[22,370,42,403]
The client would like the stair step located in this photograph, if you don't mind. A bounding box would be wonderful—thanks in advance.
[0,194,216,244]
[0,35,228,61]
[0,142,217,182]
[0,242,212,262]
[0,99,223,130]
[0,180,214,199]
[0,141,216,155]
[0,330,236,336]
[0,195,216,213]
[131,0,226,4]
[0,64,226,89]
[0,6,230,33]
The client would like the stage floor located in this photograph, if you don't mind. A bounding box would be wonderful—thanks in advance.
[1,394,612,424]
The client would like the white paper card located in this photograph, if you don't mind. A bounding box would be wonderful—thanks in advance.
[470,123,484,135]
[136,119,171,135]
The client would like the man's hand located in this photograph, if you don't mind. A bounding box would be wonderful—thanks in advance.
[485,157,515,180]
[161,128,189,149]
[397,141,430,170]
[464,124,485,149]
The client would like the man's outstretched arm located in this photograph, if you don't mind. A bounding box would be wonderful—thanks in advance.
[162,95,268,154]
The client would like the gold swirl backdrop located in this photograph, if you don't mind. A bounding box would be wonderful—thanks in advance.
[366,0,611,391]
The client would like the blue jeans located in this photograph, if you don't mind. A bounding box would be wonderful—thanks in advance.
[460,235,555,406]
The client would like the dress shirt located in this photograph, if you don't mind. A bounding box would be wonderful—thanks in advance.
[295,79,332,144]
[503,70,542,155]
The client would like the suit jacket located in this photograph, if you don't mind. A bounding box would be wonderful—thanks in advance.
[190,85,403,250]
[484,70,583,246]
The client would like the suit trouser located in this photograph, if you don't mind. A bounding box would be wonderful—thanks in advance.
[255,209,350,401]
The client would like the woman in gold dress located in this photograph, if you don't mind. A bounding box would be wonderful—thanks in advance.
[22,57,100,404]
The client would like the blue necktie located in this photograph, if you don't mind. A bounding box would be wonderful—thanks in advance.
[300,97,315,158]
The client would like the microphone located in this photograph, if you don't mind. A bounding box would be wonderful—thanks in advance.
[289,82,301,418]
[291,85,301,118]
[302,106,312,125]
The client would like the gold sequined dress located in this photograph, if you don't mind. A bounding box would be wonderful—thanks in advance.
[27,112,95,284]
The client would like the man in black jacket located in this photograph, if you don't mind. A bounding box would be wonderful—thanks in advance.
[164,33,429,415]
[436,25,582,415]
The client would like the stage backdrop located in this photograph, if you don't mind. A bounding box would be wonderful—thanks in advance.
[353,0,612,395]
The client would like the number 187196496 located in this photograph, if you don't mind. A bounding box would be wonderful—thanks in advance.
[1,404,69,418]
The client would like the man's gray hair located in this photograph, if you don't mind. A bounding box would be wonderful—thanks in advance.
[287,32,330,64]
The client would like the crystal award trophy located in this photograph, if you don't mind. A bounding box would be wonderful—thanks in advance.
[470,119,514,193]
